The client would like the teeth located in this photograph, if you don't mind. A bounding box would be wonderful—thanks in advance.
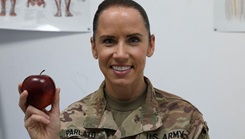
[112,66,131,71]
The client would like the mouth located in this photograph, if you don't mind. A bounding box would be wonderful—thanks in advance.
[111,65,132,71]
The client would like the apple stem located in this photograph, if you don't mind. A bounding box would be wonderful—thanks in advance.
[40,70,45,75]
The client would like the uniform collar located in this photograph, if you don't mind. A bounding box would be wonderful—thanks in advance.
[83,77,163,137]
[141,77,163,131]
[83,81,109,128]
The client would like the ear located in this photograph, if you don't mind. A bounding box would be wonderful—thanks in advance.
[90,37,98,59]
[147,34,155,57]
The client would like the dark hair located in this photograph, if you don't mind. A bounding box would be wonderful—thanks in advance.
[92,0,151,41]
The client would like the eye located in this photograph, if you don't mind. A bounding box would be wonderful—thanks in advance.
[102,38,116,46]
[128,37,140,45]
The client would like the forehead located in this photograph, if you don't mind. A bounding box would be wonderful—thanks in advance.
[97,7,147,33]
[99,6,143,20]
[102,6,140,14]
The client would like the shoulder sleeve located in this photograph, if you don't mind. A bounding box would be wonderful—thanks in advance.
[197,122,209,139]
[188,109,210,139]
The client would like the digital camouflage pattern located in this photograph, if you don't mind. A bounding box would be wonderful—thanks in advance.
[60,77,209,139]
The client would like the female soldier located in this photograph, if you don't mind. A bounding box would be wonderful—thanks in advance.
[19,0,209,138]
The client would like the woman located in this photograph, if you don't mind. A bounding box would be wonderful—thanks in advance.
[19,0,209,138]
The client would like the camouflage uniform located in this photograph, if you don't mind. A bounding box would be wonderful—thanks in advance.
[60,77,209,139]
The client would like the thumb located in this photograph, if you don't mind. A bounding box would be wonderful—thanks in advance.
[51,88,60,114]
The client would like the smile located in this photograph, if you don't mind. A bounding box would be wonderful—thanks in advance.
[111,66,132,71]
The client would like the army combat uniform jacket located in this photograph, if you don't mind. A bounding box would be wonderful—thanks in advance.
[60,77,209,139]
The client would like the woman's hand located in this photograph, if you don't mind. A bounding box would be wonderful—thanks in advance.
[18,83,61,139]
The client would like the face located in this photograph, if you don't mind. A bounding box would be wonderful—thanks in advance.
[91,7,155,87]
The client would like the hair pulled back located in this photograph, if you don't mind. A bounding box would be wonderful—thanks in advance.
[92,0,151,41]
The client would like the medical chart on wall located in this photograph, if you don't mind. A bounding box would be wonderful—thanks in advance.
[214,0,245,32]
[0,0,90,32]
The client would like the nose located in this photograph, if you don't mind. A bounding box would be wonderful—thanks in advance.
[113,42,129,61]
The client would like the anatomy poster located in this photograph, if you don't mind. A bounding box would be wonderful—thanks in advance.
[0,0,90,32]
[214,0,245,32]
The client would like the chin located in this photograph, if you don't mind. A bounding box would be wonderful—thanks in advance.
[108,78,132,86]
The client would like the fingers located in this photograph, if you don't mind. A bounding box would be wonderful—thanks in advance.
[18,83,22,94]
[18,83,28,112]
[18,83,24,94]
[51,88,60,113]
[19,90,28,112]
[18,83,23,94]
[25,105,50,126]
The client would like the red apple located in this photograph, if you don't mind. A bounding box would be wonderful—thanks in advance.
[21,70,56,110]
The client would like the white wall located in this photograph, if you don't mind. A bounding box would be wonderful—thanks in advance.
[0,0,245,138]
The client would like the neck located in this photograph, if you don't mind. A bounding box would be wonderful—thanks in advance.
[105,77,146,101]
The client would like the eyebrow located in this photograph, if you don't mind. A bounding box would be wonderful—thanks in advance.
[126,33,143,38]
[99,33,143,39]
[99,35,115,39]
